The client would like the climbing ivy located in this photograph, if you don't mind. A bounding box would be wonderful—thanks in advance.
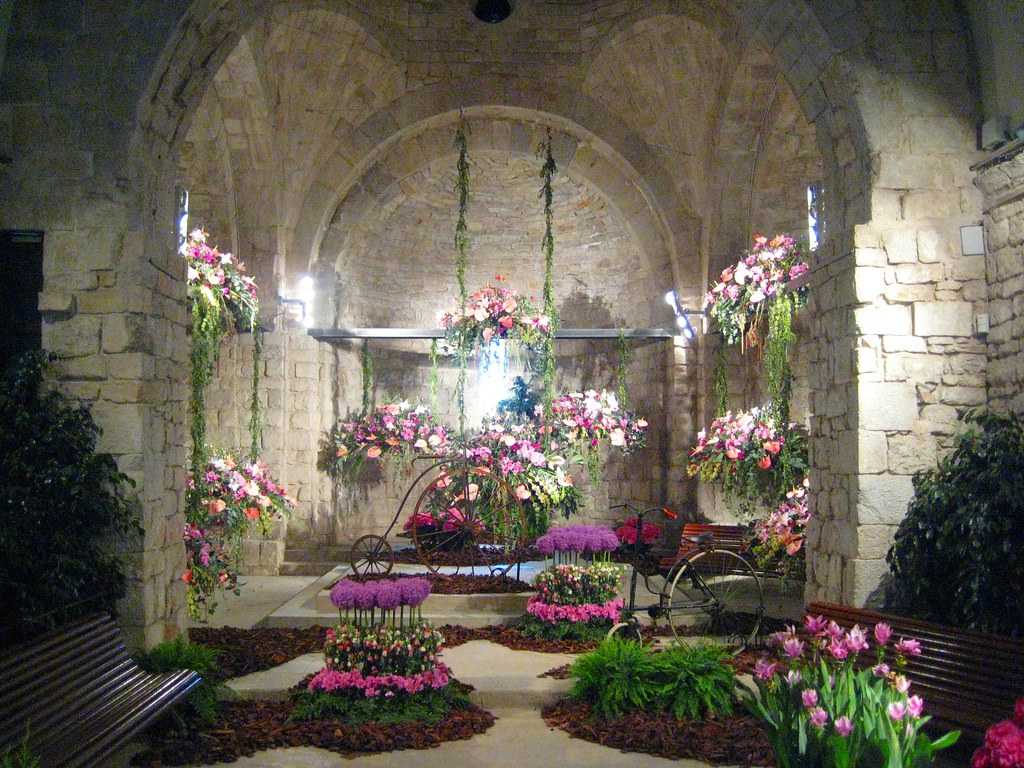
[188,299,223,499]
[361,340,375,415]
[539,130,559,431]
[712,347,728,417]
[764,293,796,425]
[249,327,263,460]
[429,338,440,414]
[453,118,471,438]
[616,330,631,410]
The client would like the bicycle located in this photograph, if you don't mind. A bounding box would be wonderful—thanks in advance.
[607,503,765,648]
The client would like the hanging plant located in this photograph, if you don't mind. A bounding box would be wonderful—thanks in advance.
[317,402,453,482]
[183,453,295,617]
[703,234,809,350]
[712,346,728,417]
[764,291,796,425]
[361,340,374,415]
[686,406,808,519]
[539,130,559,427]
[429,339,440,414]
[615,330,631,411]
[453,119,471,439]
[439,279,552,357]
[181,229,284,619]
[550,389,648,483]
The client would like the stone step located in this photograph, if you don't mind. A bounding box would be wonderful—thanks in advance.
[278,561,340,577]
[283,546,351,562]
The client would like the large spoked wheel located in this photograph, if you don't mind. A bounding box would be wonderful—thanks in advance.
[607,618,644,644]
[410,467,527,577]
[350,534,394,578]
[660,549,763,648]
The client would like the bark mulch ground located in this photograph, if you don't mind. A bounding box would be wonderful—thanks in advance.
[130,695,495,766]
[189,625,330,680]
[538,663,573,680]
[542,698,775,767]
[342,572,534,594]
[391,546,543,568]
[437,624,609,654]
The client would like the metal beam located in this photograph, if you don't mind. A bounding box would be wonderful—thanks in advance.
[307,327,679,341]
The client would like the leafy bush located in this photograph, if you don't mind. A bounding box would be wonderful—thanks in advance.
[886,410,1024,637]
[0,352,138,648]
[136,636,225,724]
[569,637,736,721]
[290,683,470,725]
[518,614,613,643]
[0,735,39,768]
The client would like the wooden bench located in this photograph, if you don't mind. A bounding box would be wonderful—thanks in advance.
[808,602,1024,735]
[658,523,750,570]
[0,614,201,767]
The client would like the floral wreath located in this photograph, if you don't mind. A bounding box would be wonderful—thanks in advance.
[440,276,552,355]
[703,234,810,347]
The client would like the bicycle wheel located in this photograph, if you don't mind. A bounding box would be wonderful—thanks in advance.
[606,619,644,644]
[661,549,763,647]
[350,534,394,578]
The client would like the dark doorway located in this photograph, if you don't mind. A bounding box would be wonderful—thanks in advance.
[0,230,44,371]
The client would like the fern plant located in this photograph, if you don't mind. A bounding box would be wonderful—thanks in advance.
[569,637,737,721]
[136,636,226,724]
[0,733,39,768]
[569,636,660,719]
[653,643,735,720]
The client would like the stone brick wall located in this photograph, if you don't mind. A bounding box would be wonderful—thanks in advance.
[976,148,1024,412]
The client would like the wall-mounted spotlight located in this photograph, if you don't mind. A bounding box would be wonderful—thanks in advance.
[279,275,316,328]
[663,289,697,340]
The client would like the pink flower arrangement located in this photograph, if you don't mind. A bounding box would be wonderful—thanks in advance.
[308,663,451,699]
[703,233,809,347]
[614,515,661,547]
[550,389,648,457]
[320,401,452,480]
[532,562,622,608]
[687,406,808,517]
[535,524,620,555]
[526,596,622,624]
[973,700,1024,768]
[324,622,444,678]
[440,279,551,352]
[754,479,811,555]
[182,229,259,330]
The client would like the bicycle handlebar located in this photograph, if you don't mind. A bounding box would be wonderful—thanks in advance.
[611,503,679,520]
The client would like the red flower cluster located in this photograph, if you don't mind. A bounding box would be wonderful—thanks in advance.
[973,700,1024,768]
[615,515,661,546]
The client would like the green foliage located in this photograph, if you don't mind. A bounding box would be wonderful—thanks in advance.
[189,298,222,481]
[886,409,1024,637]
[136,636,225,724]
[712,347,728,417]
[498,376,539,423]
[290,683,470,725]
[538,129,559,435]
[616,331,632,411]
[569,637,736,721]
[765,293,796,425]
[361,340,374,415]
[453,119,471,439]
[519,615,612,643]
[248,328,263,459]
[429,339,440,413]
[0,352,139,648]
[1,732,39,768]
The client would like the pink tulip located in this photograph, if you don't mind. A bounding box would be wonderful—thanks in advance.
[874,622,893,645]
[895,638,922,656]
[809,707,829,729]
[754,658,779,681]
[907,695,925,718]
[835,716,854,737]
[782,637,805,659]
[888,702,907,721]
[802,689,819,708]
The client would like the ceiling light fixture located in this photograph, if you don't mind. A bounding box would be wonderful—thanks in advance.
[474,0,512,24]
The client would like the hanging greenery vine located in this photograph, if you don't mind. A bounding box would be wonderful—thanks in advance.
[429,338,440,414]
[616,330,631,410]
[453,118,471,438]
[189,300,222,487]
[539,129,559,430]
[764,292,796,425]
[248,327,263,460]
[712,346,728,417]
[361,339,375,415]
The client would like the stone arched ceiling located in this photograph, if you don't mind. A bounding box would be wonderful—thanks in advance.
[581,14,730,217]
[316,116,674,312]
[329,148,664,330]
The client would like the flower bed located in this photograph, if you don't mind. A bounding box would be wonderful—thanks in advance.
[535,524,620,563]
[703,233,809,348]
[520,562,624,642]
[746,613,960,766]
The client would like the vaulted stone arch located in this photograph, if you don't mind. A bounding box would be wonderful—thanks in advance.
[287,82,701,303]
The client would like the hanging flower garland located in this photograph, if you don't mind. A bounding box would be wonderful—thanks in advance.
[703,234,809,349]
[539,130,559,428]
[453,120,471,440]
[181,229,286,619]
[686,406,807,519]
[439,279,552,354]
[318,401,453,482]
[550,389,648,481]
[750,478,810,580]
